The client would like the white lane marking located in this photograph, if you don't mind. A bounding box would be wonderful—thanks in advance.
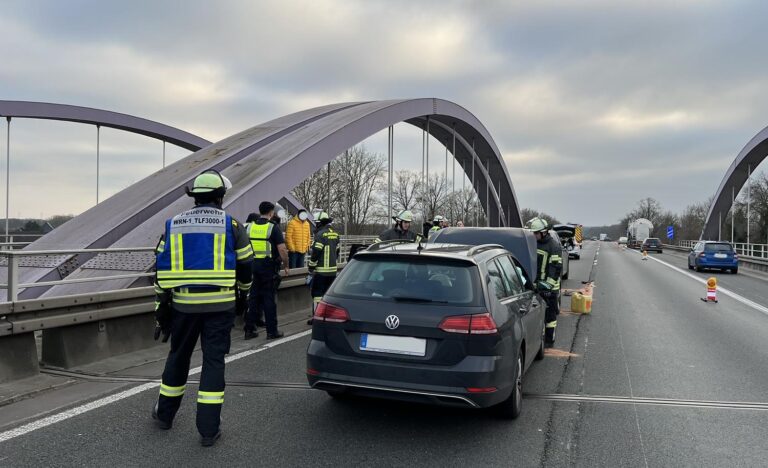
[627,250,768,317]
[0,329,313,443]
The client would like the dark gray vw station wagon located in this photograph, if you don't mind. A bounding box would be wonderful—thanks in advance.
[307,230,545,419]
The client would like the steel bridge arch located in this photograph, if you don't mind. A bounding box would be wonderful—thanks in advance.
[0,100,211,151]
[3,98,521,299]
[701,125,768,240]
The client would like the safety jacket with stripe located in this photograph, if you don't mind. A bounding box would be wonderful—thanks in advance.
[428,225,441,239]
[308,224,339,276]
[248,220,274,259]
[535,233,563,290]
[155,205,253,312]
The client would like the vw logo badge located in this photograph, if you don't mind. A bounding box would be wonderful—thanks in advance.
[385,315,400,330]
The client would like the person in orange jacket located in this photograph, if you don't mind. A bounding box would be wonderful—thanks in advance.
[286,209,312,269]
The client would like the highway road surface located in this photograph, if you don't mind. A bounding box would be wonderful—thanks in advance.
[1,241,767,467]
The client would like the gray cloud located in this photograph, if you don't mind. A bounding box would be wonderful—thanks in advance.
[1,0,768,225]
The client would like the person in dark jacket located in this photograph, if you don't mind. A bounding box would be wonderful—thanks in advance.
[526,217,563,348]
[152,170,253,447]
[307,211,338,324]
[375,210,422,243]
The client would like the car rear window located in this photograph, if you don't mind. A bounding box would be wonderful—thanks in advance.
[645,238,660,244]
[704,243,733,252]
[329,257,482,305]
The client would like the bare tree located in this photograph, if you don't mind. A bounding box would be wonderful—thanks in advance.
[446,187,479,226]
[417,173,449,222]
[520,208,560,226]
[392,170,421,212]
[334,145,386,234]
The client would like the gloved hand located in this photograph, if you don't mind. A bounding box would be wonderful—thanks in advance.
[537,281,553,293]
[154,301,172,343]
[235,290,248,317]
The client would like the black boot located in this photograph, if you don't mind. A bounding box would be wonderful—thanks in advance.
[544,328,555,348]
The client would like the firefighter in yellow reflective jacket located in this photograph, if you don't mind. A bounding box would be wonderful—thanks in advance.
[152,170,253,447]
[428,215,444,239]
[307,211,338,324]
[526,217,563,348]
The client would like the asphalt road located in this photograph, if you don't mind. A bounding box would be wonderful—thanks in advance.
[2,241,767,467]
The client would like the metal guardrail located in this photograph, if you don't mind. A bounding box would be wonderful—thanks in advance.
[664,243,768,269]
[0,268,319,337]
[0,247,157,302]
[675,240,768,260]
[0,236,378,303]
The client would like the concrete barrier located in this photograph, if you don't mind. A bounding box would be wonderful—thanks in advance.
[0,333,39,384]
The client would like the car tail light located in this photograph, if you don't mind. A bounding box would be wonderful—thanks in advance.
[306,368,320,376]
[314,301,350,323]
[438,313,498,335]
[467,387,497,393]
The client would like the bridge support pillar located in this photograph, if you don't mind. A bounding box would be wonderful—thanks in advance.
[0,333,39,383]
[41,312,156,369]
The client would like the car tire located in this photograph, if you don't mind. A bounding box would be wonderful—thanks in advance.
[732,267,738,274]
[497,353,523,419]
[535,328,545,361]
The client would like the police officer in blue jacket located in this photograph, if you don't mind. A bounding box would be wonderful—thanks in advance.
[152,170,253,447]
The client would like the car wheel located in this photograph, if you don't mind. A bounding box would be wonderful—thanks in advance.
[732,267,738,274]
[497,353,523,419]
[535,328,545,361]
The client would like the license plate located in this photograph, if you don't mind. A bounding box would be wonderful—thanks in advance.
[360,333,426,356]
[714,253,727,259]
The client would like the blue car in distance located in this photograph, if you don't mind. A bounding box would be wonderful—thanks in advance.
[688,241,739,274]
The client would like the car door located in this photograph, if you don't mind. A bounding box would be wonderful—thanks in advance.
[495,255,538,368]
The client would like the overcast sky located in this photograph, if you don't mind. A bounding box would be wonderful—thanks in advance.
[2,0,767,225]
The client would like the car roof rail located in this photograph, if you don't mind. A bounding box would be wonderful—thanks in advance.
[365,239,414,252]
[467,244,505,256]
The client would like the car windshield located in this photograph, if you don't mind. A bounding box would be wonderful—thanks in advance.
[704,243,733,252]
[329,256,482,305]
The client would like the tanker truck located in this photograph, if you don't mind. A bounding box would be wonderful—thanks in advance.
[627,218,653,248]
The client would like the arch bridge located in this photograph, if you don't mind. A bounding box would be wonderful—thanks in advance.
[0,98,522,300]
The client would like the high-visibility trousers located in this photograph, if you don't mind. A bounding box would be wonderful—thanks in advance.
[156,309,234,438]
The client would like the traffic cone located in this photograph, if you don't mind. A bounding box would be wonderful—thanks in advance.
[701,277,718,303]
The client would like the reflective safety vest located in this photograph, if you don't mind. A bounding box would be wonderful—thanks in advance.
[248,221,274,259]
[309,225,339,276]
[156,207,237,289]
[536,235,562,290]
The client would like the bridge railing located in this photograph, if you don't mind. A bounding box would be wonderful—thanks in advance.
[0,236,379,302]
[674,240,768,260]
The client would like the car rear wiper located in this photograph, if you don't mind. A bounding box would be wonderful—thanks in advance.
[391,296,448,304]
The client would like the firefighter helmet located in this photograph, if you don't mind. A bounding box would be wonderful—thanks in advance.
[525,217,549,234]
[394,210,414,222]
[187,170,229,198]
